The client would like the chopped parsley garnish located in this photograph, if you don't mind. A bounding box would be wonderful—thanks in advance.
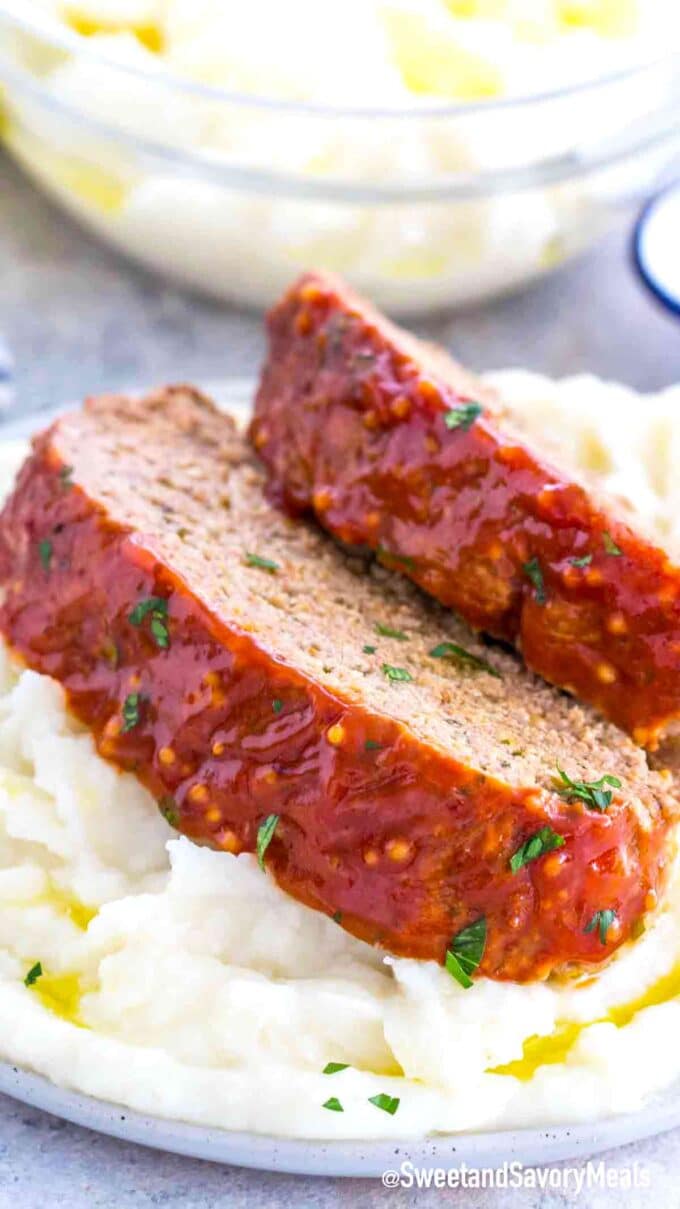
[363,644,377,655]
[376,545,416,572]
[570,554,592,568]
[555,766,622,812]
[24,961,43,987]
[322,1097,344,1113]
[368,1093,400,1116]
[128,596,167,625]
[510,826,565,874]
[429,641,501,679]
[602,532,622,557]
[443,402,483,431]
[128,596,170,649]
[323,1062,349,1075]
[59,464,74,490]
[523,557,546,605]
[150,616,170,648]
[375,622,408,641]
[365,740,383,751]
[382,664,413,683]
[332,910,343,924]
[445,917,486,990]
[244,552,279,573]
[257,813,279,870]
[585,908,617,945]
[158,795,179,827]
[272,698,283,714]
[38,539,53,571]
[121,692,145,734]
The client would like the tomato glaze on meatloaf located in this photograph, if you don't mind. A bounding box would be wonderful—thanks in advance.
[251,272,680,750]
[0,386,676,982]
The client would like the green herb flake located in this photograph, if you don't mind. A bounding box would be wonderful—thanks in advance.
[429,641,501,679]
[332,910,343,924]
[322,1097,344,1113]
[158,795,179,828]
[510,826,565,874]
[443,402,483,431]
[323,1062,349,1075]
[555,766,622,812]
[602,532,623,557]
[365,740,383,751]
[363,644,377,654]
[128,596,168,626]
[445,917,487,990]
[382,664,413,683]
[150,615,170,649]
[272,698,284,714]
[570,554,593,568]
[128,596,171,649]
[375,622,408,641]
[24,961,43,987]
[244,552,280,574]
[59,464,74,490]
[523,557,546,605]
[38,539,53,571]
[121,692,146,734]
[376,545,416,572]
[368,1093,400,1116]
[257,813,279,870]
[585,908,618,946]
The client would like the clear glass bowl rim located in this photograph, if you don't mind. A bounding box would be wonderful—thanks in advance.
[1,3,679,204]
[2,1,680,121]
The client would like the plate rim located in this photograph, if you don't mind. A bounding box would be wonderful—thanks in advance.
[3,1062,680,1177]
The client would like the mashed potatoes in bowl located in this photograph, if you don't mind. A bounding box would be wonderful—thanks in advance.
[0,1,678,312]
[2,371,680,1143]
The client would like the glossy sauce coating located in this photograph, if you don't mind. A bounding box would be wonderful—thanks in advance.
[252,272,680,749]
[0,419,671,983]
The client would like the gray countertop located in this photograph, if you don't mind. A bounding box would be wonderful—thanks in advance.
[0,150,679,1208]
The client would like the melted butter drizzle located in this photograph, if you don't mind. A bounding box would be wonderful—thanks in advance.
[491,960,680,1081]
[21,886,97,1025]
[34,972,84,1026]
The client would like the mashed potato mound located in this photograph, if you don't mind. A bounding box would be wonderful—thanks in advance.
[491,371,680,557]
[0,382,679,1138]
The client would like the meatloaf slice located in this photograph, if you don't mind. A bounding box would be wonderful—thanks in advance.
[0,386,675,983]
[251,272,680,750]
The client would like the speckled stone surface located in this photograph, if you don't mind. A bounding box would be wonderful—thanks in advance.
[0,149,679,1207]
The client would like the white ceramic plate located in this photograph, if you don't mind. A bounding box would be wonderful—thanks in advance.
[1,380,679,1176]
[3,1061,680,1177]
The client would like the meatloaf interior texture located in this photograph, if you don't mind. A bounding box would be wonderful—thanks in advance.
[252,272,680,751]
[0,387,676,983]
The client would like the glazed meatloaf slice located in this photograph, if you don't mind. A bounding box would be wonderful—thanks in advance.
[252,272,680,750]
[0,387,675,984]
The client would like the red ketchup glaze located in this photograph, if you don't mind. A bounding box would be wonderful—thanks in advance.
[0,438,670,983]
[251,273,680,750]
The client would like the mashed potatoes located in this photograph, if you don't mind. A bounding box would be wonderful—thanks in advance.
[16,1,678,105]
[491,371,680,557]
[0,371,680,1140]
[1,1,678,311]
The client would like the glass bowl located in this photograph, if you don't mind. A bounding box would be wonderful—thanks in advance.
[1,6,679,316]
